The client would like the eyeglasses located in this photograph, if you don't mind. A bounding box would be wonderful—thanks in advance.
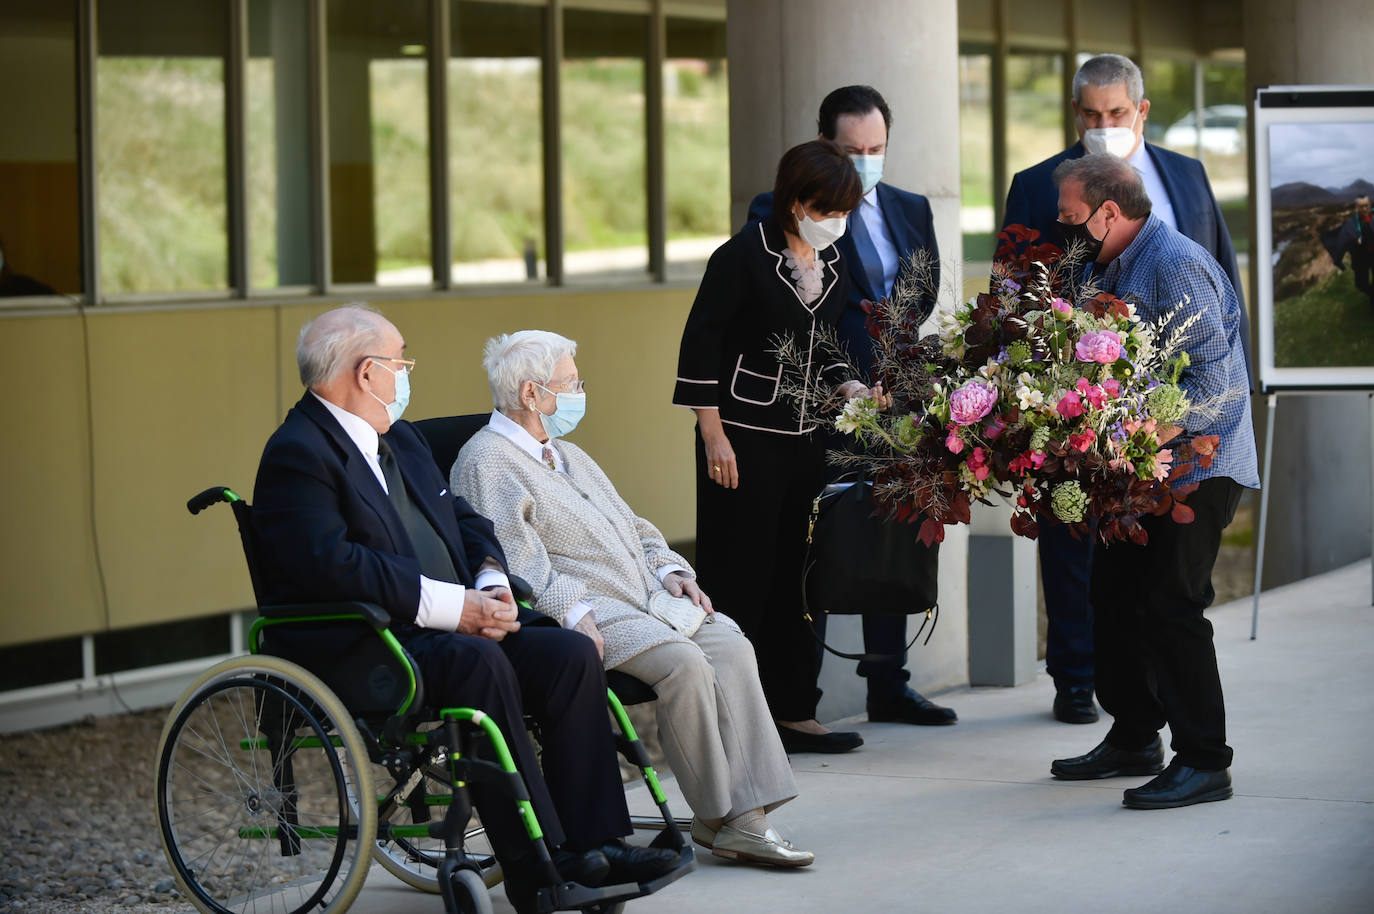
[535,378,585,395]
[361,355,416,375]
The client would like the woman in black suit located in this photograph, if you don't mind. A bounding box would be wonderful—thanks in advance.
[673,140,881,754]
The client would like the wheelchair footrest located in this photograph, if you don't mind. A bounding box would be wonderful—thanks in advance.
[536,845,696,912]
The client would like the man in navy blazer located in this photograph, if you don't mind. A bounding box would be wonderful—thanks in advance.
[999,54,1252,727]
[748,86,955,730]
[251,305,676,910]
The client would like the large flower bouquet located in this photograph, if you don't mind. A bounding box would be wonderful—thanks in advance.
[783,226,1221,547]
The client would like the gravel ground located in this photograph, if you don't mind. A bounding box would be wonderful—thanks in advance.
[0,709,181,914]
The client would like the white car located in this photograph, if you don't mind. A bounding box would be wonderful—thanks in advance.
[1162,104,1247,156]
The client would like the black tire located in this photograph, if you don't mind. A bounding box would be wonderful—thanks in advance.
[155,656,375,914]
[447,866,494,914]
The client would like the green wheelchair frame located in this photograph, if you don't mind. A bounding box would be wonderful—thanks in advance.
[154,486,694,914]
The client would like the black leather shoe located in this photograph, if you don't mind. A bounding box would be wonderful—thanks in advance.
[776,724,864,754]
[599,839,678,885]
[868,688,957,725]
[551,846,610,886]
[1123,760,1232,809]
[1053,686,1099,724]
[1051,736,1165,780]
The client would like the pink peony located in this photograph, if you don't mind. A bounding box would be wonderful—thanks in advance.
[945,425,965,454]
[1056,392,1085,419]
[1050,298,1073,318]
[1075,330,1123,364]
[950,381,998,426]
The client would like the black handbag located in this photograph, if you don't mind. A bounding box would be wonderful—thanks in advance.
[802,474,940,661]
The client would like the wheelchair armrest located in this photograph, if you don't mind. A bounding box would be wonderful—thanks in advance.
[258,601,391,631]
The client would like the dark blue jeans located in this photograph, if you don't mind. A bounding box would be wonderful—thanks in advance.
[1038,520,1096,692]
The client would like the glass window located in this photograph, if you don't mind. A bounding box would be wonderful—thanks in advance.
[448,0,545,285]
[246,0,315,289]
[0,1,80,298]
[328,0,430,286]
[1006,53,1066,176]
[1201,57,1248,255]
[959,51,996,260]
[562,8,648,284]
[97,0,229,296]
[665,16,729,281]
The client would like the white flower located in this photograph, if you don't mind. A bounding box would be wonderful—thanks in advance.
[835,397,878,435]
[1016,385,1045,411]
[978,358,1001,379]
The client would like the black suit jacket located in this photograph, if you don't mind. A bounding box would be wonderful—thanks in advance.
[252,392,508,625]
[1001,141,1253,386]
[748,183,940,378]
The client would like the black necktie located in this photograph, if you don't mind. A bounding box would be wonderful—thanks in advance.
[377,438,460,584]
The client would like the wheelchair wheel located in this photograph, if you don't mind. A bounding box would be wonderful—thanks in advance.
[156,655,376,914]
[366,752,502,891]
[445,867,493,914]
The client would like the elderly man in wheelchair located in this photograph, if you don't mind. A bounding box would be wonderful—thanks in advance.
[157,304,692,914]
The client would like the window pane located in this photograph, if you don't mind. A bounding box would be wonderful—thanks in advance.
[0,1,81,297]
[1201,58,1248,255]
[959,52,995,260]
[449,0,545,285]
[328,0,430,286]
[563,9,647,284]
[1006,53,1066,176]
[247,0,314,289]
[97,0,229,296]
[665,16,729,281]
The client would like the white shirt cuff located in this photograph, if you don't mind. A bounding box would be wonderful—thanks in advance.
[417,576,466,631]
[656,564,690,583]
[564,601,595,630]
[474,568,511,592]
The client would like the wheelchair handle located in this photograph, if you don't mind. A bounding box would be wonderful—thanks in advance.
[187,486,243,515]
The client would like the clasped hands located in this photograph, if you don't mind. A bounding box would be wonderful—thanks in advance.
[460,585,521,641]
[836,379,892,409]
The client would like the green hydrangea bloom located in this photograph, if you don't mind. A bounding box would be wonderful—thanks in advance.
[1146,384,1189,427]
[1006,340,1032,366]
[1051,480,1089,524]
[1029,425,1052,451]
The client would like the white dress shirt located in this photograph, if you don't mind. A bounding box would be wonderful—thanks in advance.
[485,409,686,630]
[856,186,900,296]
[312,393,508,632]
[1127,142,1178,231]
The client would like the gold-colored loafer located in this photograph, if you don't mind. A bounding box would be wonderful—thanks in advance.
[708,823,815,867]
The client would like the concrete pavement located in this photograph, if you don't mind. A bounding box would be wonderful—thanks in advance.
[344,559,1374,914]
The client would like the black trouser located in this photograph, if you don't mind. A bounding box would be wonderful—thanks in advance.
[403,625,631,862]
[1352,247,1373,301]
[1090,476,1243,771]
[693,425,825,721]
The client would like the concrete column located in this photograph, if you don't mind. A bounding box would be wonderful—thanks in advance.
[725,0,970,719]
[1244,1,1374,589]
[271,0,313,286]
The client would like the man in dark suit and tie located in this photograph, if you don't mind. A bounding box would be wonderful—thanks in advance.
[251,304,676,912]
[748,85,956,730]
[999,53,1252,726]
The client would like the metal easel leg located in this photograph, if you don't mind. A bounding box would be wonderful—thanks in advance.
[1251,392,1278,640]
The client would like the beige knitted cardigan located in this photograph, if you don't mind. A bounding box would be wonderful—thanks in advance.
[451,425,715,669]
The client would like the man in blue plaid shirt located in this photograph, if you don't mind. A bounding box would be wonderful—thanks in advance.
[1046,153,1259,809]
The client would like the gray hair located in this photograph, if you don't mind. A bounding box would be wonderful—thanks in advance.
[1053,153,1153,220]
[296,304,392,387]
[483,330,578,413]
[1073,54,1144,106]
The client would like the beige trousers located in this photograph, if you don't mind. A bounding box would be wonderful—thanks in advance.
[615,616,797,821]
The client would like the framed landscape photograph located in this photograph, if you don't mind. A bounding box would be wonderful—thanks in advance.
[1253,86,1374,390]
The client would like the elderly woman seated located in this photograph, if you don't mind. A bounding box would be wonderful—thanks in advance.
[451,329,813,868]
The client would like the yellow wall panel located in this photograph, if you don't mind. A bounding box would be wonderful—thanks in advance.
[0,314,105,645]
[84,306,280,631]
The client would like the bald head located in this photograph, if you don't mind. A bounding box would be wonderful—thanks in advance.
[297,304,396,388]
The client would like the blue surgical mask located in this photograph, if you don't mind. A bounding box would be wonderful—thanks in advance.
[851,154,884,195]
[370,361,411,424]
[533,383,586,438]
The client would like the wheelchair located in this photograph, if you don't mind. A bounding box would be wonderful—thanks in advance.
[155,483,695,914]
